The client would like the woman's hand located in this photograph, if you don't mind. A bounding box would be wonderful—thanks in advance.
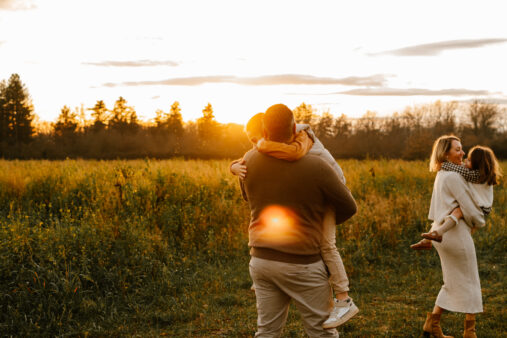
[451,207,463,220]
[231,160,247,179]
[450,208,478,234]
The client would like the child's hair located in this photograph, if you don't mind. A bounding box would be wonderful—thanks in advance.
[429,135,461,172]
[468,145,503,185]
[245,112,264,143]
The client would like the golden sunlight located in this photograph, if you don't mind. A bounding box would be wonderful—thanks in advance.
[257,205,298,244]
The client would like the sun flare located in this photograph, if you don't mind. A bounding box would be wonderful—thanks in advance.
[258,205,297,244]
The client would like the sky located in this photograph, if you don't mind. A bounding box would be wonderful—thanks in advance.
[1,0,507,125]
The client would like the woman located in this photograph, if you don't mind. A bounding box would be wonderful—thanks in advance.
[421,135,486,338]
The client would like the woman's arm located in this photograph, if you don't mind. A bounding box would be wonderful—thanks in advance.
[445,173,486,228]
[450,207,463,220]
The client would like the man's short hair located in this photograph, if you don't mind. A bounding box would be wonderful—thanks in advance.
[263,104,295,142]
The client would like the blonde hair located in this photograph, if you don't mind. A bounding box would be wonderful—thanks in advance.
[429,135,461,172]
[245,113,264,144]
[468,145,503,185]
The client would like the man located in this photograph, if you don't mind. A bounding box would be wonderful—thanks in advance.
[240,104,357,337]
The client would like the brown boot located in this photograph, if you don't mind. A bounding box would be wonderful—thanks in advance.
[411,239,432,250]
[463,319,476,338]
[422,231,443,242]
[422,312,454,338]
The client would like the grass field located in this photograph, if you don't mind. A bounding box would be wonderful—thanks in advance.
[0,159,505,337]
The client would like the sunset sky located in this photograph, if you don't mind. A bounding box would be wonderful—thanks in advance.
[1,0,506,125]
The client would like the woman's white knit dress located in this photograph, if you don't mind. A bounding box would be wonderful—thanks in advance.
[428,171,486,313]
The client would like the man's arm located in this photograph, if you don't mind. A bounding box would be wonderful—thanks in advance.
[239,178,248,202]
[316,161,357,224]
[238,149,256,202]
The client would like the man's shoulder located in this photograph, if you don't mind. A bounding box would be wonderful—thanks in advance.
[243,148,259,161]
[298,154,334,173]
[243,148,329,169]
[301,153,329,164]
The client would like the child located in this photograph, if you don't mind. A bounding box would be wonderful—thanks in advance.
[230,112,358,328]
[411,145,501,250]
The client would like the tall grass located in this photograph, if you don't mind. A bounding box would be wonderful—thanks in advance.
[0,159,505,336]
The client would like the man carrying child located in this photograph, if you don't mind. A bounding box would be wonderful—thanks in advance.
[239,103,357,337]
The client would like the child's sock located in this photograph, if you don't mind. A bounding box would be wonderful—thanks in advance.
[435,215,458,236]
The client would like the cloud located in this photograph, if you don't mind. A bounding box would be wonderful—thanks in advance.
[337,88,491,96]
[102,74,387,87]
[458,98,507,105]
[241,74,386,86]
[84,60,179,67]
[372,38,507,56]
[0,0,36,10]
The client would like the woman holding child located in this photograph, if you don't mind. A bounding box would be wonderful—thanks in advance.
[412,135,502,338]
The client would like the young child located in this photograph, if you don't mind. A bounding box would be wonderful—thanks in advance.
[411,145,502,250]
[231,112,358,328]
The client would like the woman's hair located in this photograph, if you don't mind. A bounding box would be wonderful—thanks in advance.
[245,112,265,143]
[429,135,461,172]
[468,145,503,185]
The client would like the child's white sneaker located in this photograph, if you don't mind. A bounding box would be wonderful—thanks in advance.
[323,297,359,328]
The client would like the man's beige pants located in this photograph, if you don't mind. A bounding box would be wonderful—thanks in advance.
[249,256,339,338]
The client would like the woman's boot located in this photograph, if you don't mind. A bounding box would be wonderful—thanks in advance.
[422,312,454,338]
[463,319,476,338]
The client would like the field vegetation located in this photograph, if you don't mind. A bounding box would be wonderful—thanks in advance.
[0,159,505,336]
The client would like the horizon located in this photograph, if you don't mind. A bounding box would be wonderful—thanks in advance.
[1,0,507,125]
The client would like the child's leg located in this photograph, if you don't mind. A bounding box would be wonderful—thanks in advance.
[320,208,349,296]
[411,215,455,248]
[435,215,458,236]
[321,208,359,328]
[421,215,458,243]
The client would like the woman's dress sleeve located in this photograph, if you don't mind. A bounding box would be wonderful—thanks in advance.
[444,173,486,228]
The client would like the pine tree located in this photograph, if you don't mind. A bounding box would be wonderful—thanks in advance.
[197,103,219,143]
[0,79,7,142]
[53,105,79,137]
[167,101,184,136]
[88,100,108,132]
[109,96,139,133]
[2,74,34,143]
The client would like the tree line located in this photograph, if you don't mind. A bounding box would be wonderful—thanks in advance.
[1,73,506,160]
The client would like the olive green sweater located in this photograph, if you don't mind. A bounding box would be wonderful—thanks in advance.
[240,149,357,264]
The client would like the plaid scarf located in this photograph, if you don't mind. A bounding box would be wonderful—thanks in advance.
[441,161,481,184]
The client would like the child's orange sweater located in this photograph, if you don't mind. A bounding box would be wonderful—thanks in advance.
[257,131,314,161]
[229,131,314,174]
